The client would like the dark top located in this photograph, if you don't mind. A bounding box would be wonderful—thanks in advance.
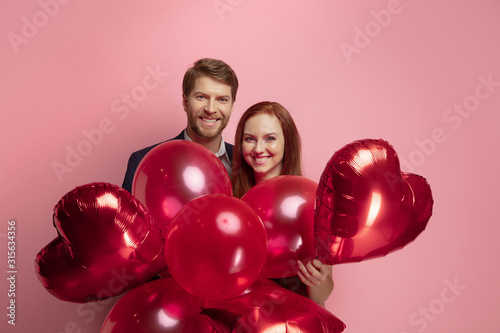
[270,276,308,297]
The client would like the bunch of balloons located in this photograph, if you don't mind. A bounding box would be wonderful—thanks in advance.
[35,139,433,332]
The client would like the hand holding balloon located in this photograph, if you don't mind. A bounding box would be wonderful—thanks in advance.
[297,259,333,306]
[297,259,331,287]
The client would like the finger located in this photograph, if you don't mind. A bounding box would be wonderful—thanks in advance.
[311,259,324,271]
[297,260,310,276]
[312,259,332,278]
[297,269,319,287]
[311,259,328,275]
[305,261,326,281]
[297,261,318,285]
[299,261,325,286]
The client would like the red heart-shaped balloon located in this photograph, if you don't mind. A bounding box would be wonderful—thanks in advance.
[35,182,167,302]
[314,139,433,264]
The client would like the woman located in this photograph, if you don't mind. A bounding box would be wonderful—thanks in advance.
[231,101,333,307]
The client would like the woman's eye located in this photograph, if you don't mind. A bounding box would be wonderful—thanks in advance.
[244,137,255,142]
[266,136,276,141]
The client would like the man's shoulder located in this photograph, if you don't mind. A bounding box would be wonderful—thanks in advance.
[129,131,185,161]
[224,141,234,154]
[224,141,234,158]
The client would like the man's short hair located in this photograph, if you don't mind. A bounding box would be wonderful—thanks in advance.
[182,58,239,102]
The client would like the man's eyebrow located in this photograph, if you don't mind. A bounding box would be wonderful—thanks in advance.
[192,91,231,98]
[243,132,278,136]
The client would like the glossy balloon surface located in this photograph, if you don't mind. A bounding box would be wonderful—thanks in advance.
[202,278,346,332]
[35,182,166,302]
[132,140,232,236]
[315,139,433,264]
[165,194,268,300]
[101,278,215,333]
[242,175,317,278]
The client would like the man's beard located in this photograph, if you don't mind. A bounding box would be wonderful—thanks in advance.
[189,115,228,139]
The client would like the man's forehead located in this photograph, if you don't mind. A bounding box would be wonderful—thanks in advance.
[192,76,232,95]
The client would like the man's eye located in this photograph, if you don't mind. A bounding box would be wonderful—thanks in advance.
[196,95,206,99]
[219,98,228,102]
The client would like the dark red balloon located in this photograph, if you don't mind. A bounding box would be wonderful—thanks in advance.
[314,139,433,264]
[165,194,268,300]
[201,278,346,332]
[101,278,215,333]
[132,140,232,237]
[242,175,317,278]
[35,182,166,302]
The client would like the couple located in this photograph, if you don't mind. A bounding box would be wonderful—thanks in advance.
[122,58,333,307]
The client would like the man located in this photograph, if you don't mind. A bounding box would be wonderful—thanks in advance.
[122,58,239,192]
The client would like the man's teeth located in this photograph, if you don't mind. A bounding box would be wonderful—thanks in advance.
[202,118,217,123]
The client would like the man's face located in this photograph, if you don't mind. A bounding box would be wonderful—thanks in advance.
[183,76,234,141]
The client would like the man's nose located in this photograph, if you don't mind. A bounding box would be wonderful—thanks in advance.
[204,98,216,113]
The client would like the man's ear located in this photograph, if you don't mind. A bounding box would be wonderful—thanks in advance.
[182,94,188,111]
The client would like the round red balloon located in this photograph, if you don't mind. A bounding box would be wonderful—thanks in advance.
[242,175,317,278]
[164,194,267,300]
[314,139,433,264]
[35,182,166,302]
[132,140,232,236]
[101,278,215,333]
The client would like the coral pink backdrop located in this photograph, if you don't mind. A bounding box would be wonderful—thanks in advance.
[1,1,499,332]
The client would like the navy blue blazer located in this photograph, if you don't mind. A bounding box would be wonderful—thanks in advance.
[122,131,234,192]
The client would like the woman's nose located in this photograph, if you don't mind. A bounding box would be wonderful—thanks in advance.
[253,140,264,153]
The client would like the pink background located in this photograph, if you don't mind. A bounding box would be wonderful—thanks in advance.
[1,0,499,332]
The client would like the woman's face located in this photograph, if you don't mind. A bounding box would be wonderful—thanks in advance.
[242,113,285,183]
